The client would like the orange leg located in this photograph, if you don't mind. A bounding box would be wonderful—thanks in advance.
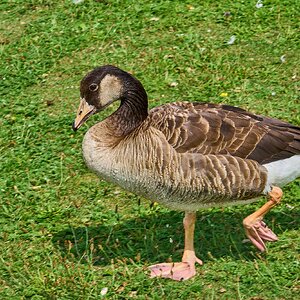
[243,186,282,252]
[149,212,203,281]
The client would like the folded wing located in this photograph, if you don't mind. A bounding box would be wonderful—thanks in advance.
[149,102,300,164]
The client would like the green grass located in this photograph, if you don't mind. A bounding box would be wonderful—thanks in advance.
[0,0,299,299]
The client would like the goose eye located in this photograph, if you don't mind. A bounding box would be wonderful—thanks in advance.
[89,83,98,92]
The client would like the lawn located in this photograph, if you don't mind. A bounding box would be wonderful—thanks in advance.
[0,0,299,299]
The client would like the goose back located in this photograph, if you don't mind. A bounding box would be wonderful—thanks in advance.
[149,102,300,164]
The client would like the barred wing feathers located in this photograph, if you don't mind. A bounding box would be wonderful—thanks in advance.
[149,102,300,164]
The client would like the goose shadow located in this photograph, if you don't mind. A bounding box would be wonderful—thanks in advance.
[52,205,299,266]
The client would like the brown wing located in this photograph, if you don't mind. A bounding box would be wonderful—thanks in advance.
[149,102,300,164]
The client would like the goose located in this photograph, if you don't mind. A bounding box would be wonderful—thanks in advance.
[73,65,300,281]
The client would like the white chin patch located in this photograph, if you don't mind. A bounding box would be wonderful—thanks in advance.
[263,155,300,193]
[99,74,122,107]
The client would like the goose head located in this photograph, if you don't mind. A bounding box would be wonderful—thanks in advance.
[72,65,148,131]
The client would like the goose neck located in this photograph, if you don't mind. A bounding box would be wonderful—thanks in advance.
[109,90,148,137]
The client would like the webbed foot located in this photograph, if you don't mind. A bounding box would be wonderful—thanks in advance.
[149,251,203,281]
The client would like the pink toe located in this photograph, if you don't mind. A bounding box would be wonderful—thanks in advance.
[245,220,278,252]
[256,221,278,242]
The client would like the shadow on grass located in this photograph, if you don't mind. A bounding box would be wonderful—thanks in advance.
[52,205,299,267]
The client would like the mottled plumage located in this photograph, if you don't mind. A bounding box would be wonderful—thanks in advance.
[73,65,300,281]
[149,102,300,164]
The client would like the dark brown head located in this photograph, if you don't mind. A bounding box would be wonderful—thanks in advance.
[73,65,147,131]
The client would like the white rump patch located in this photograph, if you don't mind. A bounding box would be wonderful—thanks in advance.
[263,155,300,193]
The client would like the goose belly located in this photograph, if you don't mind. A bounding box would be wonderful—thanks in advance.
[89,160,261,211]
[83,147,261,211]
[82,131,268,211]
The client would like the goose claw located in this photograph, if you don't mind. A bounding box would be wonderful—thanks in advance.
[244,220,278,252]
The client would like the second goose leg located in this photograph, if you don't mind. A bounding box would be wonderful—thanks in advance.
[243,186,282,252]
